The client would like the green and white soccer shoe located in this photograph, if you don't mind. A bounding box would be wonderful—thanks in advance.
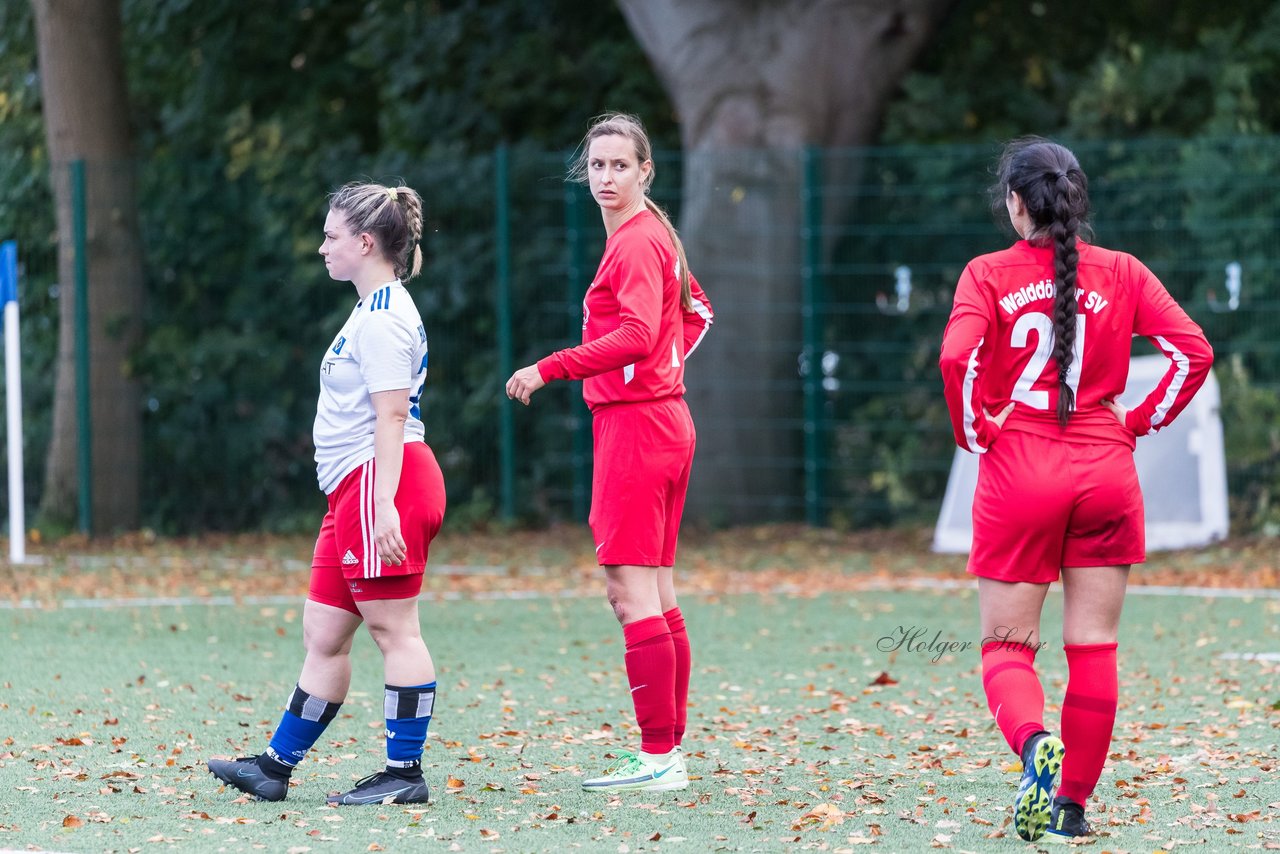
[582,748,688,793]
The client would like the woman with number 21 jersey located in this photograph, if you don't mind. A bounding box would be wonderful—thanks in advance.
[940,138,1211,844]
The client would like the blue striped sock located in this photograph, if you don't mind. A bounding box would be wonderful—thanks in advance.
[385,682,435,771]
[266,684,341,768]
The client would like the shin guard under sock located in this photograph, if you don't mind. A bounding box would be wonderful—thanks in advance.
[981,641,1047,757]
[664,607,691,746]
[623,616,676,756]
[265,684,342,772]
[385,682,435,778]
[1057,643,1118,804]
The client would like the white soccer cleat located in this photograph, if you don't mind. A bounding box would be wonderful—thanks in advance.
[581,748,688,793]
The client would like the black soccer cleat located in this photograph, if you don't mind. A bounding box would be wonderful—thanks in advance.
[327,770,430,806]
[1044,795,1091,843]
[208,756,289,802]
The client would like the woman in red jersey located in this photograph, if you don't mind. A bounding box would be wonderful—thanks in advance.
[506,113,713,793]
[940,137,1212,843]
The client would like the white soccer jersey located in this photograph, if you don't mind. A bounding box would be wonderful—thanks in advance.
[314,280,429,494]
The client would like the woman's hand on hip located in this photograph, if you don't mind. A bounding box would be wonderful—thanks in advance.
[505,364,545,405]
[1100,398,1128,425]
[983,401,1016,430]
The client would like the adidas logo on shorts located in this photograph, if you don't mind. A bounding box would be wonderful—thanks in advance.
[341,549,359,566]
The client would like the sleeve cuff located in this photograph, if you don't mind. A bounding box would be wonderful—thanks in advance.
[974,419,998,450]
[536,355,564,383]
[1124,409,1147,435]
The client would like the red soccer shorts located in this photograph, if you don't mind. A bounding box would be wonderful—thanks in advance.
[968,429,1145,584]
[309,441,446,614]
[589,397,695,567]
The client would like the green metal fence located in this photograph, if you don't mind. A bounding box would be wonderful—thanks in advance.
[3,138,1278,535]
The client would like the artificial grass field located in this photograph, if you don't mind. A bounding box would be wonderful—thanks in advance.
[2,574,1277,853]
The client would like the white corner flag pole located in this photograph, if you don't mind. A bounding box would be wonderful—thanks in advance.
[1,241,24,564]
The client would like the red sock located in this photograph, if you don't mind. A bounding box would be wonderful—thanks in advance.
[981,641,1046,756]
[1057,643,1118,804]
[664,607,691,746]
[623,616,676,755]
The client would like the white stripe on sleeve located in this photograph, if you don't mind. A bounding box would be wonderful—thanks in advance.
[685,296,713,357]
[1147,335,1190,433]
[962,340,987,454]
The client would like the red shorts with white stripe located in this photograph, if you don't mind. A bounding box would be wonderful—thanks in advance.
[968,429,1145,584]
[589,397,695,567]
[308,441,446,613]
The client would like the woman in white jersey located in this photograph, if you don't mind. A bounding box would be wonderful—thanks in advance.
[208,182,446,806]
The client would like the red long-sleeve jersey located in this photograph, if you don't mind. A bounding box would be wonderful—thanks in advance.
[537,209,714,411]
[940,240,1213,453]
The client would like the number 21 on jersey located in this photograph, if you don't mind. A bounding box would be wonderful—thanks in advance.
[1010,312,1085,410]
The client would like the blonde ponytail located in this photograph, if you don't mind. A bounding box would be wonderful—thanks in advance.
[644,197,692,311]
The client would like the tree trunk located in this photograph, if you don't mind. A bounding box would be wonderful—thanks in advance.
[618,0,951,523]
[32,0,143,534]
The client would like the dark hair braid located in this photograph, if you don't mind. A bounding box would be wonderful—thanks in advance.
[1048,176,1081,425]
[991,137,1093,426]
